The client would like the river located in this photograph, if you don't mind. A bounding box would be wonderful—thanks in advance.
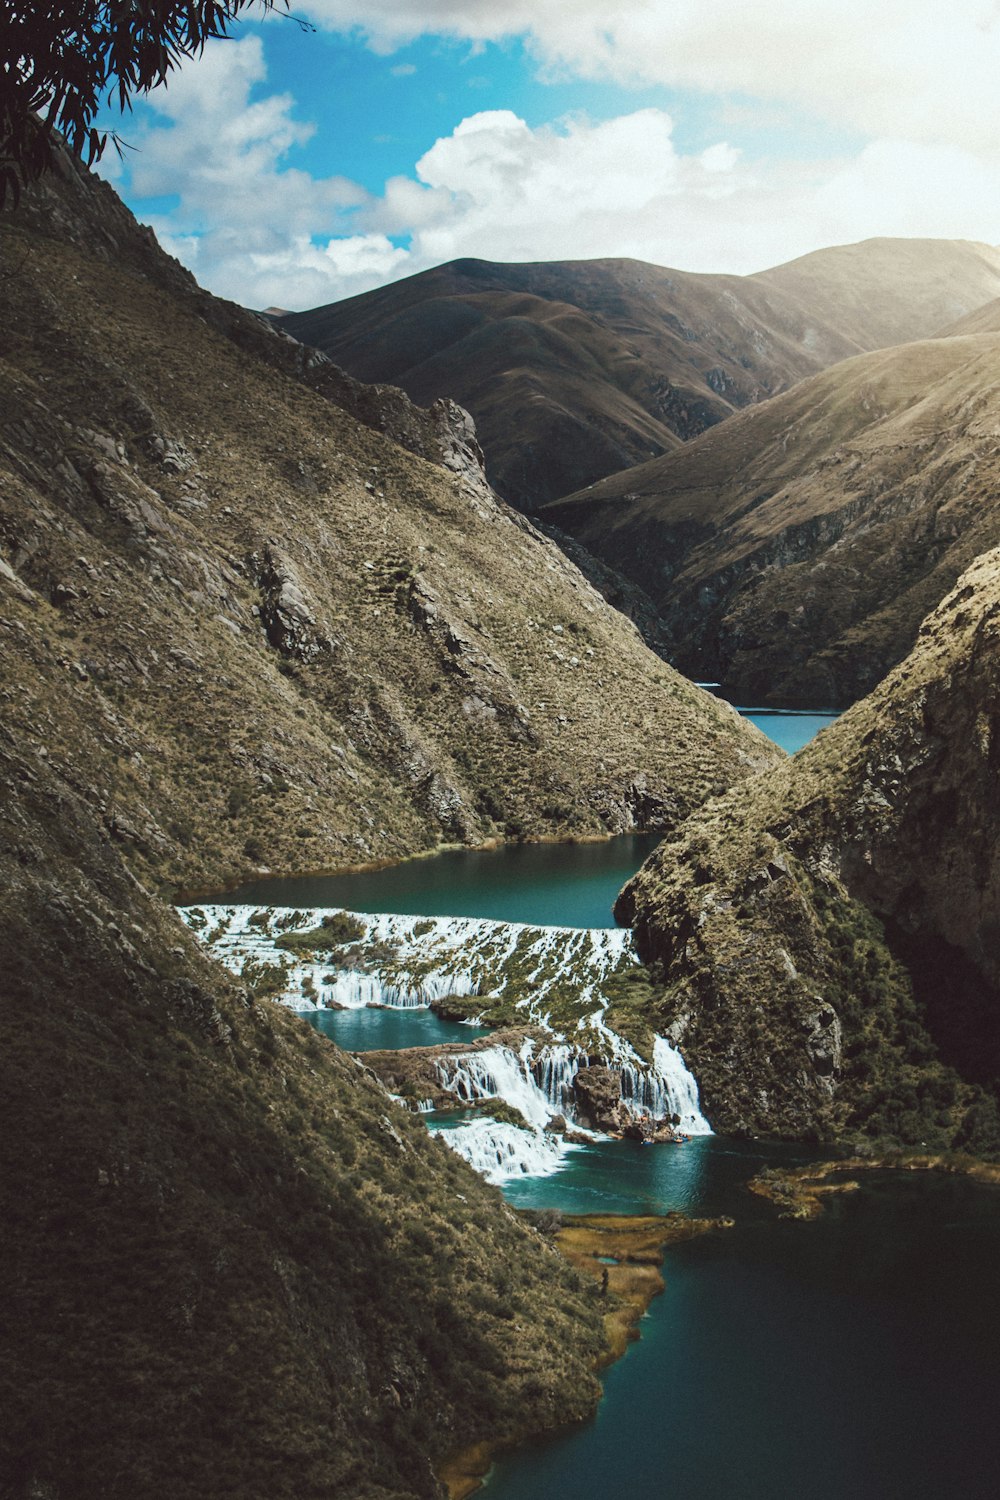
[184,705,1000,1497]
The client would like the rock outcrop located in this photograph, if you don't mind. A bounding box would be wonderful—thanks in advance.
[572,1065,630,1133]
[0,146,779,899]
[617,549,1000,1148]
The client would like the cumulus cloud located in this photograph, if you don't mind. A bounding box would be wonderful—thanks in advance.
[107,13,1000,310]
[378,108,751,267]
[297,0,1000,154]
[112,37,373,303]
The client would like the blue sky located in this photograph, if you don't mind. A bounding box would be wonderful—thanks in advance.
[96,1,1000,311]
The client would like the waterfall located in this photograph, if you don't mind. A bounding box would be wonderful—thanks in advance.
[619,1036,711,1134]
[530,1043,585,1115]
[435,1042,561,1130]
[177,903,635,1023]
[178,901,714,1150]
[434,1117,571,1184]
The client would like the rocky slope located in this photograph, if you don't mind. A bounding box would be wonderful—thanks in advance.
[0,708,610,1500]
[548,331,1000,706]
[1,151,779,905]
[0,149,783,1498]
[616,550,1000,1147]
[276,241,1000,512]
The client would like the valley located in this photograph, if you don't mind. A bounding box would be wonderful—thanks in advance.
[3,133,1000,1500]
[277,240,1000,512]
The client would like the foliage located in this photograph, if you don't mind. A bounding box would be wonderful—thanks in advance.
[0,1,293,206]
[275,912,365,956]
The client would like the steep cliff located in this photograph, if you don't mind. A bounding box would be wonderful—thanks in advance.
[1,150,778,903]
[549,333,1000,706]
[617,550,1000,1147]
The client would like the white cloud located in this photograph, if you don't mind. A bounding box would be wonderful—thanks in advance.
[110,36,373,304]
[296,0,1000,155]
[106,14,1000,311]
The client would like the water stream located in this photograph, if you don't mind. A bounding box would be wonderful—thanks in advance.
[182,705,999,1495]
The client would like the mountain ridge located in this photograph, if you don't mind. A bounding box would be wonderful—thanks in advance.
[276,238,1000,511]
[546,328,1000,705]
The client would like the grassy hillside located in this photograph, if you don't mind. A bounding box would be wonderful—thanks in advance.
[0,152,778,905]
[0,149,782,1497]
[617,550,1000,1147]
[548,332,1000,705]
[277,241,1000,513]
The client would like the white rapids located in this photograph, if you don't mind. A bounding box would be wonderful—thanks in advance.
[179,901,712,1180]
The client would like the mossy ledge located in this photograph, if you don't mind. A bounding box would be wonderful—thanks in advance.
[438,1212,732,1499]
[749,1153,1000,1220]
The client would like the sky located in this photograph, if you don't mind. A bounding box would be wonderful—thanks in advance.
[96,0,1000,312]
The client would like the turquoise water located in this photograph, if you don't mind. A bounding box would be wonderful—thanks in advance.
[490,1140,1000,1500]
[305,1006,490,1052]
[217,711,831,921]
[218,831,663,928]
[740,708,839,755]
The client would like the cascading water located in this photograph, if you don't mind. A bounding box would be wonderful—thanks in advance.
[435,1117,569,1184]
[434,1042,570,1130]
[179,900,713,1181]
[531,1044,584,1116]
[619,1037,711,1134]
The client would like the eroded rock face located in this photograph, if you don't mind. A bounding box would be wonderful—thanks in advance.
[0,145,779,894]
[619,550,1000,1149]
[572,1066,629,1133]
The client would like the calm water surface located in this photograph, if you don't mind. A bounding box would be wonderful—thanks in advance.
[741,707,839,754]
[492,1140,1000,1500]
[220,831,663,928]
[218,708,831,920]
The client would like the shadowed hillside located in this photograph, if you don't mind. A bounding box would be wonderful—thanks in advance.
[617,549,1000,1148]
[0,148,779,1497]
[276,241,1000,512]
[548,331,1000,705]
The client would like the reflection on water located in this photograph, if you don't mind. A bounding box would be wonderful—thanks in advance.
[213,832,663,929]
[488,1145,1000,1500]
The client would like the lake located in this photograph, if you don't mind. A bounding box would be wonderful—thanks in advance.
[490,1140,1000,1500]
[218,830,663,929]
[740,707,838,754]
[221,703,999,1498]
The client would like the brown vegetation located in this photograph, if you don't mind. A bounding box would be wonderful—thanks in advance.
[278,241,1000,514]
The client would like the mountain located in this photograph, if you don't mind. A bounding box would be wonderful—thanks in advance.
[275,240,1000,512]
[754,236,1000,350]
[0,146,778,1496]
[2,153,778,901]
[617,548,1000,1148]
[547,330,1000,706]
